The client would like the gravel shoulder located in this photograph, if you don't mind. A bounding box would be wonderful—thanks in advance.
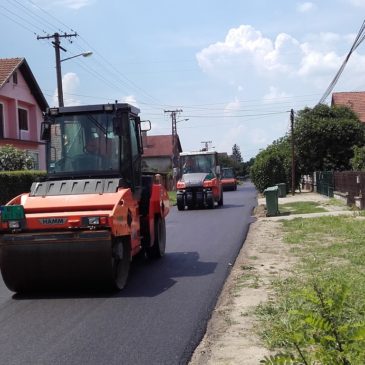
[189,191,353,365]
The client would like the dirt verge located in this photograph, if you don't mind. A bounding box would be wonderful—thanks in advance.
[189,192,349,365]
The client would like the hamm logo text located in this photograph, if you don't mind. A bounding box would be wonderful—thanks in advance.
[39,218,67,225]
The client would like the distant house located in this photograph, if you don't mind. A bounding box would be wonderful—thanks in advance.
[142,134,182,174]
[331,92,365,123]
[0,58,48,169]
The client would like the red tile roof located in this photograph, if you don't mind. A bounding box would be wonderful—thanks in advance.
[143,135,181,157]
[331,92,365,123]
[0,57,48,111]
[0,58,23,87]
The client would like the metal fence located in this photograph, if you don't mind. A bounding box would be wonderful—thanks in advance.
[315,171,334,197]
[334,171,365,205]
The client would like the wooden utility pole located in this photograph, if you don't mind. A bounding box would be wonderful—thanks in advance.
[164,109,182,168]
[201,141,212,151]
[37,32,78,107]
[291,109,295,195]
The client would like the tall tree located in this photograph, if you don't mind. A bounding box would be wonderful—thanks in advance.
[231,144,242,163]
[295,104,365,174]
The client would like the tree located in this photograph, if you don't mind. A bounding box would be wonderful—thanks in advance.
[242,157,255,177]
[350,145,365,170]
[250,137,299,192]
[295,104,365,174]
[0,144,34,171]
[231,144,242,164]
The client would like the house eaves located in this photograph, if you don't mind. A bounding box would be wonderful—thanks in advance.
[0,57,49,111]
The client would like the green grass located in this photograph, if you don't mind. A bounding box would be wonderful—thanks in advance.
[326,197,349,208]
[255,216,365,363]
[279,201,327,215]
[168,191,176,205]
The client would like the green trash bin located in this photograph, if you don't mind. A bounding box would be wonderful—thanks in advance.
[276,183,287,198]
[264,186,279,216]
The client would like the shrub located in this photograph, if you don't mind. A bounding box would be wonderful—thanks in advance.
[250,137,297,192]
[0,170,46,204]
[0,144,35,171]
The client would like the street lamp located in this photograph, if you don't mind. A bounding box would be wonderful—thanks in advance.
[177,118,189,123]
[56,50,93,107]
[61,52,93,63]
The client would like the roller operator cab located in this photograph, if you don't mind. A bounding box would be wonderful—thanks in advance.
[176,151,223,210]
[0,103,169,293]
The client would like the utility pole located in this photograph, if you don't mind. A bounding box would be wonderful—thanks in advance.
[37,32,78,107]
[201,141,212,151]
[291,109,295,196]
[164,109,183,168]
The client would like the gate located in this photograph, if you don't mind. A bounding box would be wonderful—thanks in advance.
[315,171,334,197]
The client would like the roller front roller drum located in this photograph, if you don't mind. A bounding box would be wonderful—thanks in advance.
[0,230,130,292]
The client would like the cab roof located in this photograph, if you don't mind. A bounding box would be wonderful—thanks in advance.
[46,103,140,116]
[180,150,217,157]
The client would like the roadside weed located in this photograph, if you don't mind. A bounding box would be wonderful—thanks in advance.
[256,216,365,364]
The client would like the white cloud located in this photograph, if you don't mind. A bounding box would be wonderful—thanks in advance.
[263,86,291,103]
[224,98,241,115]
[347,0,365,8]
[196,24,365,93]
[217,124,247,155]
[122,95,139,108]
[53,72,80,106]
[195,24,365,158]
[297,2,316,12]
[250,128,270,145]
[196,25,303,80]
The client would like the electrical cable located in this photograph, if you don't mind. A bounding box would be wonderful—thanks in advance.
[318,20,365,104]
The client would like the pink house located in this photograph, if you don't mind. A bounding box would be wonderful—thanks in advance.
[0,58,48,170]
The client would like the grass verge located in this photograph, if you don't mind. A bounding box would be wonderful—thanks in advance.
[279,201,327,215]
[256,216,365,364]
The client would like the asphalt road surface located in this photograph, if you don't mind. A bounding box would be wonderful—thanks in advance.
[0,182,257,365]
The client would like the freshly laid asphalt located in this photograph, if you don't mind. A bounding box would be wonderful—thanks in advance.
[0,183,257,365]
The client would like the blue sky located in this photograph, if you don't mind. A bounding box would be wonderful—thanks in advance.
[1,0,365,160]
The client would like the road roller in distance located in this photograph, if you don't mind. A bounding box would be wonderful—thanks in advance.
[0,103,169,292]
[175,150,223,210]
[221,167,238,191]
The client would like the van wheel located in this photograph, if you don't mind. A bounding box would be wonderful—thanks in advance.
[147,216,166,259]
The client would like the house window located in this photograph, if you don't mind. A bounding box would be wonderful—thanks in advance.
[0,103,3,138]
[18,108,28,131]
[13,72,18,84]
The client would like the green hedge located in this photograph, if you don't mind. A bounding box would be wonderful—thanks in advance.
[0,170,46,205]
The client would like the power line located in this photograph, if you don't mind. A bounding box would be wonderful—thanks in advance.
[24,0,73,33]
[0,4,44,34]
[318,19,365,104]
[0,9,36,34]
[6,0,164,107]
[5,0,56,34]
